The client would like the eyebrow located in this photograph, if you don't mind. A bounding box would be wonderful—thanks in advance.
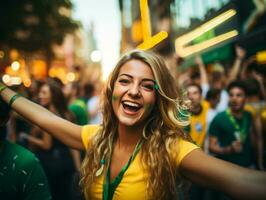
[119,73,155,83]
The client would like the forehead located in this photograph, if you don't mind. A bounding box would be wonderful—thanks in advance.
[63,83,72,91]
[40,84,50,92]
[229,87,245,95]
[187,85,200,93]
[118,59,154,80]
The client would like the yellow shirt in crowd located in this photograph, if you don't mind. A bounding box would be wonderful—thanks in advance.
[189,100,210,148]
[81,125,199,200]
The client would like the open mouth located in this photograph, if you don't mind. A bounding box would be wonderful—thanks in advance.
[230,103,238,107]
[122,101,142,113]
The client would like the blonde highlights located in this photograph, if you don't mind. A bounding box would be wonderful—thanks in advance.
[80,50,190,200]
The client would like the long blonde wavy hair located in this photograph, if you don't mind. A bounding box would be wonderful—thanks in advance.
[80,50,190,200]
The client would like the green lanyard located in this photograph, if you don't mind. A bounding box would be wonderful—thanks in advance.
[103,140,143,200]
[225,109,248,142]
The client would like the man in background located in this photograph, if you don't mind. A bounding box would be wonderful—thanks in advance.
[0,97,51,200]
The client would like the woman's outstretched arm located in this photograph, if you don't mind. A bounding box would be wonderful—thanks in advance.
[180,149,266,200]
[0,85,84,150]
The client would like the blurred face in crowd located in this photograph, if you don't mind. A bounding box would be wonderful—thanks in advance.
[38,84,51,107]
[63,83,72,99]
[112,59,156,127]
[209,94,220,109]
[187,85,202,112]
[228,87,246,113]
[211,71,226,90]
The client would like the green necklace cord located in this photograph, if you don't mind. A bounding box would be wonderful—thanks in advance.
[225,109,248,142]
[103,140,143,200]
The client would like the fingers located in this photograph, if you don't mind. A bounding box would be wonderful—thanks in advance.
[231,140,243,153]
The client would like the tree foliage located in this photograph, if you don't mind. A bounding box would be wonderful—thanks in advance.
[0,0,79,55]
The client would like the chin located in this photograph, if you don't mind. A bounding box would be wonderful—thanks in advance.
[230,104,240,109]
[119,118,140,127]
[118,115,146,127]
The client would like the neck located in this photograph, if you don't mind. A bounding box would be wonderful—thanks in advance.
[116,124,143,150]
[191,105,202,115]
[230,108,243,118]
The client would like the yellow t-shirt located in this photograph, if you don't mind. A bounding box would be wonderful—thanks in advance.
[81,125,199,200]
[189,100,210,148]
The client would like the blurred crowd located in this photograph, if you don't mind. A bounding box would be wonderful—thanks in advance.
[174,45,266,200]
[1,74,103,200]
[1,45,265,200]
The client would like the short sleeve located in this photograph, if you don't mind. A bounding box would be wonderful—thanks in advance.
[208,114,220,137]
[81,125,101,149]
[176,139,199,166]
[22,158,52,200]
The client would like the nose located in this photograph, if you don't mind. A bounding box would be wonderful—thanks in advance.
[231,95,237,101]
[128,83,141,97]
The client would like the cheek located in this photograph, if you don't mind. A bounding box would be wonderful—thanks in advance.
[112,83,124,97]
[44,97,50,103]
[112,94,119,101]
[42,94,51,104]
[112,82,129,102]
[111,92,120,111]
[143,103,154,114]
[239,98,245,103]
[143,94,156,112]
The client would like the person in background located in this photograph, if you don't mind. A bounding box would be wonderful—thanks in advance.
[64,81,88,126]
[87,81,103,124]
[187,83,210,150]
[63,81,88,200]
[7,84,32,145]
[0,97,51,200]
[186,83,210,200]
[197,46,246,112]
[83,82,95,106]
[28,79,44,103]
[209,80,263,169]
[205,88,221,129]
[208,80,264,199]
[0,50,266,200]
[20,78,76,200]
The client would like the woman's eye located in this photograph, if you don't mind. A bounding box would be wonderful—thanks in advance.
[118,79,129,84]
[141,84,154,91]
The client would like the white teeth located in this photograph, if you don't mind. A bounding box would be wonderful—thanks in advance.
[123,101,140,107]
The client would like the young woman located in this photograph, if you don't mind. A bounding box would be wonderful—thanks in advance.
[0,50,265,200]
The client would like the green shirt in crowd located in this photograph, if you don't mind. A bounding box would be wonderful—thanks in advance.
[69,99,89,125]
[209,110,254,167]
[0,140,52,200]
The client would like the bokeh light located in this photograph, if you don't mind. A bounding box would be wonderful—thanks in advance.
[11,61,20,71]
[90,50,102,62]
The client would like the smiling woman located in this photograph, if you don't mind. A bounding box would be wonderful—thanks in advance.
[0,50,266,200]
[111,59,156,127]
[80,50,192,200]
